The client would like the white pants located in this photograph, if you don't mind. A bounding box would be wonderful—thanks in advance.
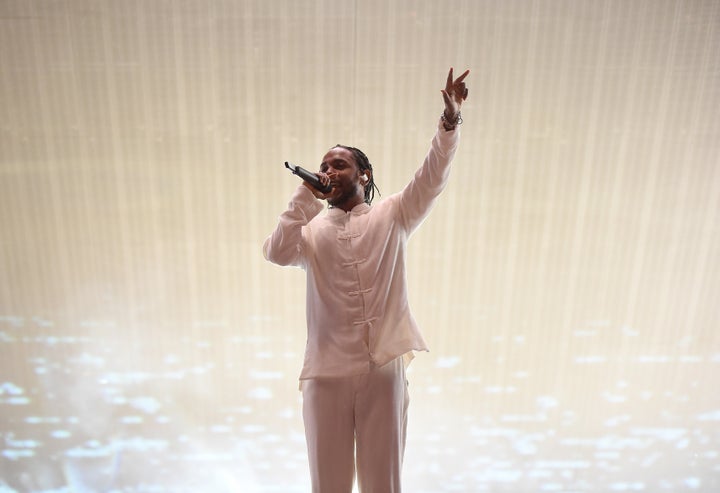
[301,357,409,493]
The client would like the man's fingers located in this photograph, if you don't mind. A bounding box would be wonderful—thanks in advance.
[454,69,470,85]
[444,68,469,106]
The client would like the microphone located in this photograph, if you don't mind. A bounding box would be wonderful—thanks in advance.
[285,161,332,194]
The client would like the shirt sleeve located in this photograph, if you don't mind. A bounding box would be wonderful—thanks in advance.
[397,119,460,233]
[263,185,325,267]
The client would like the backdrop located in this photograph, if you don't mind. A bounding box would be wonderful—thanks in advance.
[1,1,719,491]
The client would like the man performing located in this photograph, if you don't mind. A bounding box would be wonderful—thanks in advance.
[263,67,469,493]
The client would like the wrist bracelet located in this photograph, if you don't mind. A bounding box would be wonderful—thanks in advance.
[441,111,463,130]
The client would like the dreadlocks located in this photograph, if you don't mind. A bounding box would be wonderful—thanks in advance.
[332,145,381,205]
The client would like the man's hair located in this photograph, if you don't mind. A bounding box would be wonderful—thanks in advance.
[333,145,380,205]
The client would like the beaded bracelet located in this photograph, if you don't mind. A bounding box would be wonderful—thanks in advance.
[441,111,463,131]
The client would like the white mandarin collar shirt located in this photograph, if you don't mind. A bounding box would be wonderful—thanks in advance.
[264,120,460,380]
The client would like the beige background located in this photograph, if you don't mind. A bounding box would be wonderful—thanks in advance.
[1,1,719,491]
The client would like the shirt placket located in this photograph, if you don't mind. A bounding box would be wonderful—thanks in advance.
[338,230,375,357]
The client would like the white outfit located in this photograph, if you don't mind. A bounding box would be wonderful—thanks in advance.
[302,357,409,492]
[263,120,460,380]
[263,120,460,492]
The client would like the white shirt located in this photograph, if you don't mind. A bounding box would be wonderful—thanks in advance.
[263,120,460,379]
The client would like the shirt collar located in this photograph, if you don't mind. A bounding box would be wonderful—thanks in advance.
[327,202,371,217]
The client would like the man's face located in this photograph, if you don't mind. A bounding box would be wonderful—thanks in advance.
[319,147,366,209]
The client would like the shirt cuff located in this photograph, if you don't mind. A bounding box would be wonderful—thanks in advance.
[291,184,325,217]
[435,118,460,149]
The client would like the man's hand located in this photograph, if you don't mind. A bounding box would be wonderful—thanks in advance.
[441,67,470,122]
[304,172,332,200]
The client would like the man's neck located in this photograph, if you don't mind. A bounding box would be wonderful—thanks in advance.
[332,195,365,213]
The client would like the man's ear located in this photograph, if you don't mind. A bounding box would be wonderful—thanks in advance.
[360,172,370,184]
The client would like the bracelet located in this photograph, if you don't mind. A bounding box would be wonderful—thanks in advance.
[441,111,462,131]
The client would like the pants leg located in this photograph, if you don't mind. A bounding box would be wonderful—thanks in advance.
[355,357,409,493]
[302,377,356,493]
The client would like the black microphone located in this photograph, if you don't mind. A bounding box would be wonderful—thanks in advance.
[285,161,332,194]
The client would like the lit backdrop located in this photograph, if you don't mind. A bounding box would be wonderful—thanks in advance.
[1,1,719,491]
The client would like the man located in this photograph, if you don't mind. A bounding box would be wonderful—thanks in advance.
[263,67,469,493]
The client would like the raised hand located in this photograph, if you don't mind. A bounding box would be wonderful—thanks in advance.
[441,67,470,123]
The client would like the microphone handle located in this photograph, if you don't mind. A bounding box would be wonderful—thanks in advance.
[285,162,332,194]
